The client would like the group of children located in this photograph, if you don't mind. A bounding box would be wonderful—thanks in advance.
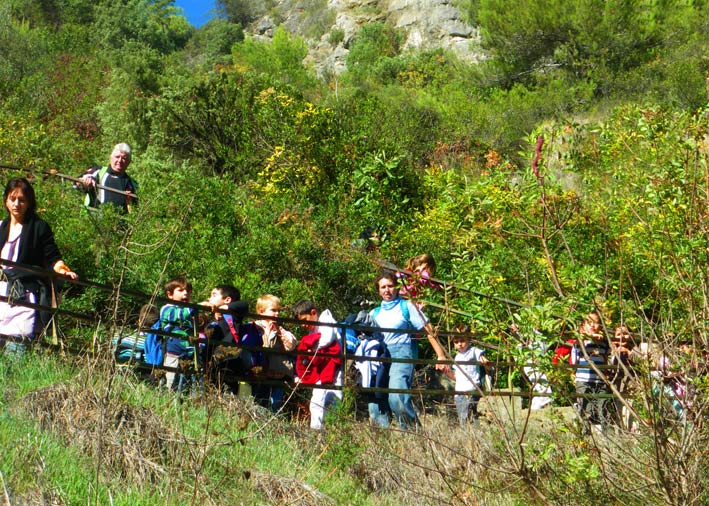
[521,309,705,434]
[113,255,706,435]
[121,280,287,404]
[136,255,704,435]
[117,277,356,429]
[115,251,493,431]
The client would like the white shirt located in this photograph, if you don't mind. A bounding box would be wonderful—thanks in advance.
[316,309,339,349]
[453,346,485,391]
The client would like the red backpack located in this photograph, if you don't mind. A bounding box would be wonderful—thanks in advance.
[296,332,342,384]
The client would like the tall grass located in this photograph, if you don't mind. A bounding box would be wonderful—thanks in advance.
[1,343,707,505]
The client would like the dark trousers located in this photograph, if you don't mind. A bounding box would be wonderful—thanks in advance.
[575,381,610,430]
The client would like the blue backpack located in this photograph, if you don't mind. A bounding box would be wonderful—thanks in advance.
[340,315,363,356]
[341,310,385,355]
[143,319,166,366]
[370,298,411,326]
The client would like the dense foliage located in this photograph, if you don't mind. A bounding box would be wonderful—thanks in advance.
[0,0,706,336]
[0,0,706,331]
[2,1,709,501]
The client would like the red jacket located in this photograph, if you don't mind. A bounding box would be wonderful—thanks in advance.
[552,338,576,366]
[296,332,342,385]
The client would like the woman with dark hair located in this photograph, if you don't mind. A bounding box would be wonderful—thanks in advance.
[0,178,77,353]
[368,271,448,429]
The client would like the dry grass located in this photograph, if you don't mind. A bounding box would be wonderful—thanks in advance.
[5,355,707,505]
[17,381,175,485]
[249,470,337,505]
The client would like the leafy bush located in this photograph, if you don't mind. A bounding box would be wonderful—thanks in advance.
[231,26,315,91]
[328,27,344,46]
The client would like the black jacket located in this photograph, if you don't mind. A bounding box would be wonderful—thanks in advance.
[0,214,62,279]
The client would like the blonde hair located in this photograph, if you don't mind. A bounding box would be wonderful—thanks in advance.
[256,294,282,314]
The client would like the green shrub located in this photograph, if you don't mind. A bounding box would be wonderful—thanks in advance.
[328,27,344,46]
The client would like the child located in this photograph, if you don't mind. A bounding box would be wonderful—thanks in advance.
[610,325,636,429]
[513,323,553,410]
[549,328,578,406]
[446,330,488,426]
[571,311,610,434]
[205,284,261,395]
[161,277,197,392]
[254,295,297,412]
[398,253,440,302]
[113,303,158,368]
[407,253,436,277]
[292,300,343,430]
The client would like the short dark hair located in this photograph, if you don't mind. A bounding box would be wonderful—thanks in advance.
[138,303,159,326]
[165,276,192,296]
[451,324,472,342]
[292,299,316,318]
[213,284,240,301]
[375,270,398,288]
[4,177,37,218]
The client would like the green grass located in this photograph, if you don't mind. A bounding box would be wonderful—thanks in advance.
[0,347,75,398]
[0,349,377,504]
[0,347,704,505]
[0,411,164,505]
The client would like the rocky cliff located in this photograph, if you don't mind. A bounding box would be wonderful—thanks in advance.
[245,0,483,75]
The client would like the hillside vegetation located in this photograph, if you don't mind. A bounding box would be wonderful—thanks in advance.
[1,0,709,504]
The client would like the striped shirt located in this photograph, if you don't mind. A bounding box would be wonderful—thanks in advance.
[162,303,196,357]
[571,340,610,384]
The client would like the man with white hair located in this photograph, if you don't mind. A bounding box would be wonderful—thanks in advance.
[79,142,138,213]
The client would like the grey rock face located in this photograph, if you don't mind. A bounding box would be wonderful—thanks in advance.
[245,0,484,76]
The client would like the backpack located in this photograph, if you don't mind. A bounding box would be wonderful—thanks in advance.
[218,316,264,366]
[113,331,145,363]
[143,319,166,366]
[341,310,382,355]
[354,338,390,398]
[82,165,138,208]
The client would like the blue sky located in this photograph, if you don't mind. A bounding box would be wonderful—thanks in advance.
[173,0,217,27]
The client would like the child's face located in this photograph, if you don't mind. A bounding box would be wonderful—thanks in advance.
[209,288,229,308]
[582,317,600,336]
[452,338,471,353]
[415,263,431,277]
[259,303,280,317]
[168,286,191,302]
[613,326,630,344]
[586,314,600,332]
[297,311,318,330]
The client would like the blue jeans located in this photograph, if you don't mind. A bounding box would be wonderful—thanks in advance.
[455,392,481,427]
[254,384,286,413]
[369,342,419,430]
[270,386,285,412]
[3,340,27,359]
